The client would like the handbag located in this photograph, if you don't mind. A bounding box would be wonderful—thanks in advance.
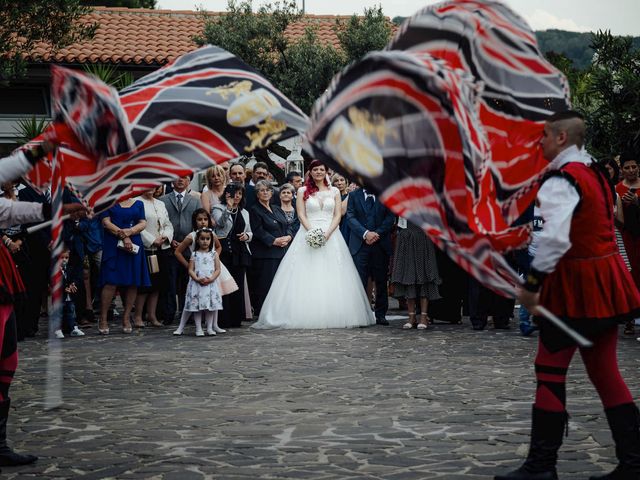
[117,239,139,255]
[147,248,159,274]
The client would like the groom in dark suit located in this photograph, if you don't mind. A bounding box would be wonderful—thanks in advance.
[346,188,395,325]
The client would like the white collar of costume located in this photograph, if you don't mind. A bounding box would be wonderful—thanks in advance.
[548,145,593,171]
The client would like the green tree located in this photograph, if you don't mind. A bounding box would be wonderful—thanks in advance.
[194,0,303,83]
[275,28,344,114]
[545,51,593,110]
[335,6,392,63]
[0,0,97,80]
[584,31,640,157]
[80,0,156,7]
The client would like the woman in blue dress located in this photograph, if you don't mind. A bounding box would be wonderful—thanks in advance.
[98,198,150,334]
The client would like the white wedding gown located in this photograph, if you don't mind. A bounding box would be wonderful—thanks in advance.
[252,187,375,329]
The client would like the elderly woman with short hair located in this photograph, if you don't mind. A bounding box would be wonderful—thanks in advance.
[249,180,294,317]
[278,182,300,235]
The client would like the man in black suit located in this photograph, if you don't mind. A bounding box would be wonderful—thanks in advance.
[160,175,201,324]
[286,171,303,192]
[18,184,51,337]
[346,188,395,325]
[245,162,270,209]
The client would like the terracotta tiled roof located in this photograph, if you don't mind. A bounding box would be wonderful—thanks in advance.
[28,7,390,66]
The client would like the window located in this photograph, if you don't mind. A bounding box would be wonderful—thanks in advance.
[0,87,50,116]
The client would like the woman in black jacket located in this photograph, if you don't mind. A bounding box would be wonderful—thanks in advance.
[249,180,294,317]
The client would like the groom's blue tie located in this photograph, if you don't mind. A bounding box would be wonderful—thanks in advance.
[365,194,375,210]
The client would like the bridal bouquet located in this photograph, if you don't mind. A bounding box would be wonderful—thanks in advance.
[305,228,327,249]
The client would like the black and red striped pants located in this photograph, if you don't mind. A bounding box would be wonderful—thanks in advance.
[534,326,633,412]
[0,305,17,402]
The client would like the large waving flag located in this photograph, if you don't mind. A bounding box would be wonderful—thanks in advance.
[50,65,134,161]
[386,0,571,221]
[32,46,309,408]
[26,46,309,210]
[306,0,571,296]
[306,51,525,296]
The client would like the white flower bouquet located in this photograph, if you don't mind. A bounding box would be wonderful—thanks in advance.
[305,228,326,249]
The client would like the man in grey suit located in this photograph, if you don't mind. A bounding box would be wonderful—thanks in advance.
[160,174,201,324]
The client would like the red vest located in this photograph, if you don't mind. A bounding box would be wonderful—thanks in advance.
[540,162,640,320]
[562,162,617,259]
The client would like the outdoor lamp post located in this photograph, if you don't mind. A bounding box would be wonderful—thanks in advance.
[285,148,304,178]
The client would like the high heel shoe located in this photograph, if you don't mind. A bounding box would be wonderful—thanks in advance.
[213,326,226,333]
[403,312,417,329]
[98,324,110,335]
[417,313,429,330]
[122,324,133,334]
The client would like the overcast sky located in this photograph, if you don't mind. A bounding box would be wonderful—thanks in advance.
[156,0,639,36]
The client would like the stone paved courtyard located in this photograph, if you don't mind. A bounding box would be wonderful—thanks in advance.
[3,317,640,479]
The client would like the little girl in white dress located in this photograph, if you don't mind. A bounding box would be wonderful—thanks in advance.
[174,229,223,336]
[173,209,238,335]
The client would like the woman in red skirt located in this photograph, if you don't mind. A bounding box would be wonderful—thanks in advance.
[615,154,640,335]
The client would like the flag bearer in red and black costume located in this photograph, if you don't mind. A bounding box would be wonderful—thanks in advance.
[0,144,84,470]
[496,111,640,480]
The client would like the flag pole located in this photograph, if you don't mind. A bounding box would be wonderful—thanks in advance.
[533,305,593,348]
[463,250,593,348]
[26,215,71,235]
[45,152,65,410]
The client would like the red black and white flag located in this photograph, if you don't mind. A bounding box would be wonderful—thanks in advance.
[387,0,571,221]
[306,51,525,296]
[51,65,134,162]
[306,0,571,296]
[26,46,309,211]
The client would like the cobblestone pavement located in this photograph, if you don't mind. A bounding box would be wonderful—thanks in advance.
[3,316,640,479]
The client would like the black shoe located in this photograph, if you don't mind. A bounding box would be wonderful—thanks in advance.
[0,400,37,467]
[494,324,511,330]
[471,316,487,330]
[494,316,511,330]
[494,407,567,480]
[589,403,640,480]
[375,318,389,326]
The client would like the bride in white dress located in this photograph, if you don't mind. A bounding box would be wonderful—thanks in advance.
[252,160,375,329]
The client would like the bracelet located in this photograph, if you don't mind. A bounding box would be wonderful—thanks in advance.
[3,237,11,247]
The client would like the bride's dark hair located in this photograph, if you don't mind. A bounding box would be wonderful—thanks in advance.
[303,159,329,201]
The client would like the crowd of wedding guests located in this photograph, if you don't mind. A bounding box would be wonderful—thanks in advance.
[2,151,639,339]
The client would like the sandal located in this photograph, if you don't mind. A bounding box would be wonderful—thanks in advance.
[403,312,417,329]
[417,313,429,330]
